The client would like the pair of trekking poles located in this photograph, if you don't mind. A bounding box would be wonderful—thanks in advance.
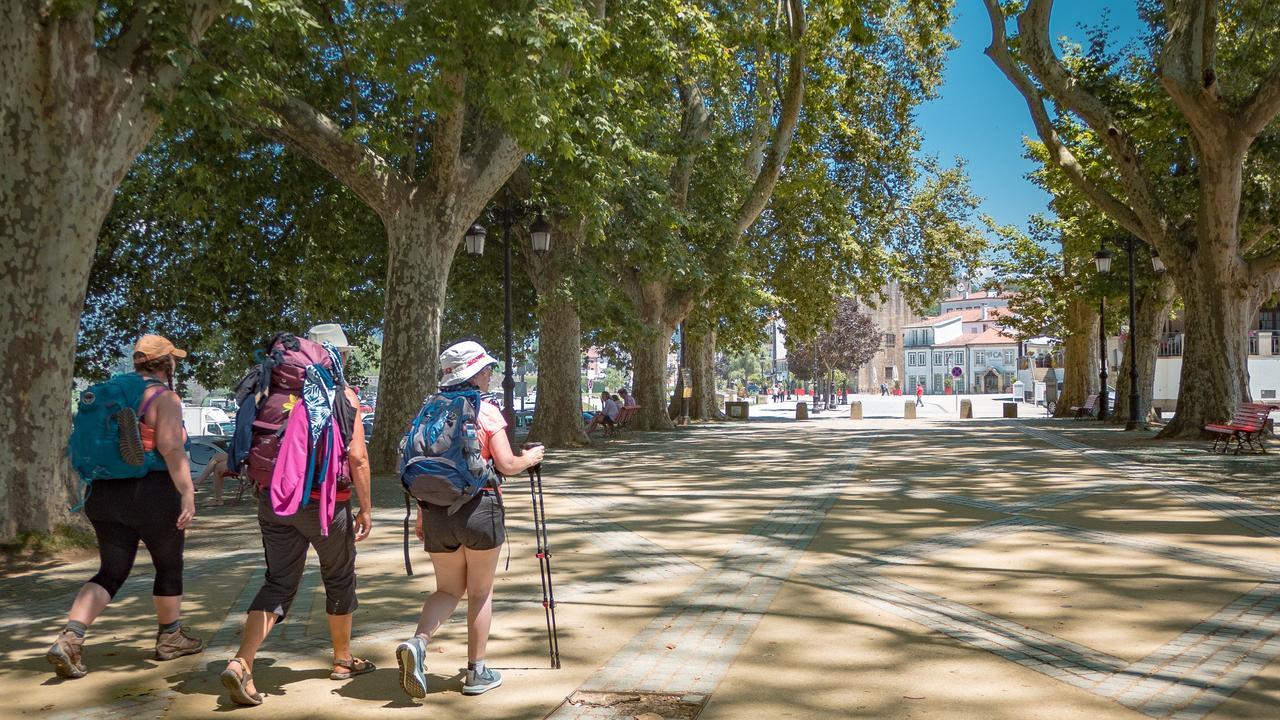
[526,451,561,670]
[398,448,560,670]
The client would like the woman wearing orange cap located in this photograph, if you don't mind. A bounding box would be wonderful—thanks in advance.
[46,334,202,679]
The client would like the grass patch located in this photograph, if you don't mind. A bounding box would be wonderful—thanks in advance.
[2,523,97,555]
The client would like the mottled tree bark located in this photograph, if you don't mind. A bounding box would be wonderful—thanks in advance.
[0,1,225,541]
[685,327,726,421]
[1055,295,1100,418]
[367,215,460,468]
[628,323,677,431]
[526,292,588,446]
[1159,243,1252,436]
[1112,276,1175,426]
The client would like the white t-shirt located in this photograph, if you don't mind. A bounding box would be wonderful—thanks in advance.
[602,398,620,421]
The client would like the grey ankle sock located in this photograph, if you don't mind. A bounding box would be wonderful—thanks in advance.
[468,659,485,674]
[65,621,87,638]
[159,620,181,635]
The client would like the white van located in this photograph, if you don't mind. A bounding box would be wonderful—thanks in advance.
[183,406,234,437]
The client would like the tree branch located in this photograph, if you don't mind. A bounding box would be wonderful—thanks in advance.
[1237,59,1280,146]
[262,94,409,216]
[731,0,806,238]
[981,0,1151,245]
[428,71,467,191]
[1159,0,1230,148]
[668,78,713,212]
[106,0,230,94]
[458,126,524,224]
[742,42,772,179]
[1017,0,1169,237]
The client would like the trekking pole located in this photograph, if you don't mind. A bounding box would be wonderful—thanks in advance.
[526,456,560,669]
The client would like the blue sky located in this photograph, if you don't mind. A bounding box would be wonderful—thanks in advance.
[916,1,1143,233]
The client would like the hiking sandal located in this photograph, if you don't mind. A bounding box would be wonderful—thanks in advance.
[330,656,376,680]
[220,658,263,706]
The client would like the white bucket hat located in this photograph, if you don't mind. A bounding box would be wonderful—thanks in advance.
[439,341,498,387]
[307,323,351,350]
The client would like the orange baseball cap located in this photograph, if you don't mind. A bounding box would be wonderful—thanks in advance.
[133,334,188,362]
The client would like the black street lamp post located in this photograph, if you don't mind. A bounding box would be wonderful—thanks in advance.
[1094,237,1164,431]
[465,202,551,445]
[1097,296,1109,421]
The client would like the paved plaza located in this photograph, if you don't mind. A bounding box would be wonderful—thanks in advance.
[3,399,1279,719]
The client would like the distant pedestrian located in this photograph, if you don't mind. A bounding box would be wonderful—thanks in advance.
[50,334,201,680]
[880,382,888,397]
[915,383,925,407]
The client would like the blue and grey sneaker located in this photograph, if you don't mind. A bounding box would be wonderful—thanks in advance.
[462,665,502,695]
[395,636,428,699]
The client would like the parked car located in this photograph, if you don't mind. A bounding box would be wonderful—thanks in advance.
[187,435,228,478]
[362,412,375,440]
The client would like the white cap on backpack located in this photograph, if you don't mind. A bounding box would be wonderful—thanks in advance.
[439,341,498,387]
[307,323,351,350]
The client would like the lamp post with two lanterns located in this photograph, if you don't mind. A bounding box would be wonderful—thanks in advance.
[1093,236,1166,431]
[464,203,551,444]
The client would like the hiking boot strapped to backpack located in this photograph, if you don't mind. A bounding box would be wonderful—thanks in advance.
[68,373,169,508]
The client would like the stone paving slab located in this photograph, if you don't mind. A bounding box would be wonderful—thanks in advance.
[5,412,1280,719]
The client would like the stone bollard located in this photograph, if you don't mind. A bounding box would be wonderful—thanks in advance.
[850,401,863,420]
[904,402,917,419]
[795,402,809,420]
[1003,402,1018,418]
[960,399,973,419]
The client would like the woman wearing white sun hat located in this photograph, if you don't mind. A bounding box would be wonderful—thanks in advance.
[395,340,545,699]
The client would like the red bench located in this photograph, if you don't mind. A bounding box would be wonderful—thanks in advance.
[612,405,640,434]
[1071,394,1099,419]
[1205,402,1273,455]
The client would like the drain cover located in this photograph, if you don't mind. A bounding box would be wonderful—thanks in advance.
[547,691,708,719]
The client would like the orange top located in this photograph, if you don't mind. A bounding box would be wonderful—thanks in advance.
[139,386,187,452]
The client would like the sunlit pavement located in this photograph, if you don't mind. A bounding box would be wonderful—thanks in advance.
[4,410,1278,719]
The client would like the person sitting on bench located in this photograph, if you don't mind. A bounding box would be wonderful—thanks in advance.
[587,391,620,436]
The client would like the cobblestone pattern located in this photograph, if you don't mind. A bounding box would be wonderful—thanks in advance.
[544,438,872,719]
[820,427,1280,720]
[1014,424,1280,540]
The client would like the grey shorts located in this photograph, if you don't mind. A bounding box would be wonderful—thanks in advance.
[420,492,505,553]
[248,494,357,621]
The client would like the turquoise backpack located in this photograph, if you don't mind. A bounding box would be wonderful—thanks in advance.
[68,374,169,504]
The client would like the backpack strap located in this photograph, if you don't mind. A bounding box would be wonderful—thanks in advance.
[136,379,169,418]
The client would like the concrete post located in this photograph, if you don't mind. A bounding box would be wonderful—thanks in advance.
[795,402,808,420]
[850,401,863,420]
[960,399,973,419]
[904,402,916,419]
[1003,402,1018,418]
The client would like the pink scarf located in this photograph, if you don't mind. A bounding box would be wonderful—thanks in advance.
[270,403,341,536]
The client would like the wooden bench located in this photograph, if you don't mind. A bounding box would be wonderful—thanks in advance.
[1070,394,1099,419]
[612,405,639,434]
[1205,402,1273,454]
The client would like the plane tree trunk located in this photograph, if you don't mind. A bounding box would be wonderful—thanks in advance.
[0,1,226,541]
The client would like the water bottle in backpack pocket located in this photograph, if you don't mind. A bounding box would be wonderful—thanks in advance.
[399,390,499,515]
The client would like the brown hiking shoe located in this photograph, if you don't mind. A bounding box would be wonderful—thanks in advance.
[46,630,87,678]
[155,627,203,661]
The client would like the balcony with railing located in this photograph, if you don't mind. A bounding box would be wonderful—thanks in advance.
[1158,332,1280,357]
[1158,333,1183,357]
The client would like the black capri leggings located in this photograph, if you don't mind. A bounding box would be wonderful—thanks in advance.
[84,470,185,598]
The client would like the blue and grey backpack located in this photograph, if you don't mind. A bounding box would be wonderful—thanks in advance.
[67,373,168,507]
[398,389,500,515]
